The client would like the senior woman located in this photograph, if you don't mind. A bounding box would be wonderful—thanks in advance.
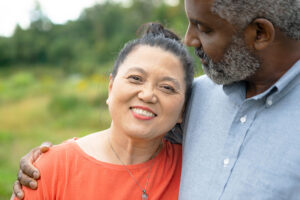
[12,23,194,200]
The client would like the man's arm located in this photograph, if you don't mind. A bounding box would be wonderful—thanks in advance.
[11,142,52,200]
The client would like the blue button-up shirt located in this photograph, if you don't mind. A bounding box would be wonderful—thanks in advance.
[179,60,300,200]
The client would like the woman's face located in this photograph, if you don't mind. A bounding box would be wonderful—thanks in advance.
[107,45,186,141]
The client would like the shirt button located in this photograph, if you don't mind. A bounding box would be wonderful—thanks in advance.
[223,158,230,167]
[267,99,273,106]
[240,115,247,123]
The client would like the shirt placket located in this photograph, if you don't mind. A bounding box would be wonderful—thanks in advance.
[216,100,260,200]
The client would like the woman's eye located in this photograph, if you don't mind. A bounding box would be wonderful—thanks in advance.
[160,85,176,93]
[128,75,142,82]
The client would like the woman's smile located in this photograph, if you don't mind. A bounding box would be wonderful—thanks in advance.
[130,106,157,120]
[108,45,186,139]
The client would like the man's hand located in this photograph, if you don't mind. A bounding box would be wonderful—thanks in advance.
[12,142,52,200]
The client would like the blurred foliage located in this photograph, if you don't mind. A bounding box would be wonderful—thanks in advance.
[0,67,111,199]
[0,0,203,198]
[0,0,202,73]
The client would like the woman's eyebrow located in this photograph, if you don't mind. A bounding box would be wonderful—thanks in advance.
[126,67,182,89]
[126,67,147,75]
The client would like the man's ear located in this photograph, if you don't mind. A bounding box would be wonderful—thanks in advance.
[244,18,275,50]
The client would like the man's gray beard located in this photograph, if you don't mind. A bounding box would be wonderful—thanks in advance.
[196,35,260,85]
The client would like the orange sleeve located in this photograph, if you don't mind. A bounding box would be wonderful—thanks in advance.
[22,143,68,200]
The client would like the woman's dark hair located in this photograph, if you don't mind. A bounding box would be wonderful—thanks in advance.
[112,22,194,102]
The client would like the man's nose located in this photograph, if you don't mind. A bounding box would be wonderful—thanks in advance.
[184,24,201,48]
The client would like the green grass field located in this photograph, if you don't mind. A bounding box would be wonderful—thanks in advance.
[0,66,112,199]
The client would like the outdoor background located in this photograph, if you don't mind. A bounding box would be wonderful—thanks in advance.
[0,0,202,198]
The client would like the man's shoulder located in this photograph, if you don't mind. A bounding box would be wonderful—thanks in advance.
[192,75,223,93]
[193,74,211,84]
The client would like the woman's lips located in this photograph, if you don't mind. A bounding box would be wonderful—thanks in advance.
[130,106,157,120]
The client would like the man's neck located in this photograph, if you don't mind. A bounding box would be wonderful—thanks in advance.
[245,68,288,98]
[245,39,300,98]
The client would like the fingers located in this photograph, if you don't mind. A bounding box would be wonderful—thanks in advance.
[20,151,40,180]
[18,170,37,189]
[19,141,52,180]
[10,193,15,200]
[40,142,52,153]
[14,142,52,200]
[13,181,24,200]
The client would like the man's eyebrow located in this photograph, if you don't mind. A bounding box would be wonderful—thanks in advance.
[190,18,209,27]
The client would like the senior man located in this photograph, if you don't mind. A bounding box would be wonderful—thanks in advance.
[180,0,300,199]
[13,0,300,199]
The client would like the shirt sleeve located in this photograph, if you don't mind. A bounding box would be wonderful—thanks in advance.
[22,183,46,200]
[21,145,63,200]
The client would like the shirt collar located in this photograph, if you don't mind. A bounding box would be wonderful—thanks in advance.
[223,59,300,105]
[273,59,300,93]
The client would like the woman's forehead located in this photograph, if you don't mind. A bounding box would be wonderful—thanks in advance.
[119,45,183,71]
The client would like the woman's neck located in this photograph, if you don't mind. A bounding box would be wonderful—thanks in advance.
[108,127,163,165]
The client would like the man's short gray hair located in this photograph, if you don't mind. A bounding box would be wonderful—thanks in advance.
[212,0,300,40]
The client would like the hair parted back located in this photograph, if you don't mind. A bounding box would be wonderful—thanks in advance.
[212,0,300,40]
[112,22,194,101]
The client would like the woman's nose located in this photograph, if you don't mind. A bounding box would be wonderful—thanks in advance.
[137,86,157,103]
[184,24,201,48]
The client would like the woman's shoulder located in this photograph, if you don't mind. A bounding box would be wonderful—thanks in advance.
[75,130,108,161]
[164,139,182,147]
[22,140,80,199]
[162,140,182,157]
[35,139,78,168]
[76,130,107,147]
[159,140,182,170]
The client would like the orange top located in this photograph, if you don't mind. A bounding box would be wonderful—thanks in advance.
[20,139,182,200]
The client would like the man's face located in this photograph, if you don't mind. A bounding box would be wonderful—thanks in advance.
[184,0,260,85]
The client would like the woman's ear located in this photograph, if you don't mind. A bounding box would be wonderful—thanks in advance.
[108,74,113,93]
[107,74,114,105]
[244,18,275,50]
[177,106,185,124]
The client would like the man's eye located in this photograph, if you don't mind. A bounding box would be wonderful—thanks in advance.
[196,24,211,34]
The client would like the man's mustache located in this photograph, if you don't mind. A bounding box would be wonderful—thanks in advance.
[194,47,205,59]
[194,47,210,64]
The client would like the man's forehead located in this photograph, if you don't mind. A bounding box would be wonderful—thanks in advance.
[185,0,213,17]
[185,0,213,11]
[185,0,225,27]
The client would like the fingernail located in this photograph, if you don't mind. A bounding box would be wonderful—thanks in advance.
[33,171,39,179]
[29,181,37,188]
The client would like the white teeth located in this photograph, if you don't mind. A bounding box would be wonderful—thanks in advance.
[132,108,155,117]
